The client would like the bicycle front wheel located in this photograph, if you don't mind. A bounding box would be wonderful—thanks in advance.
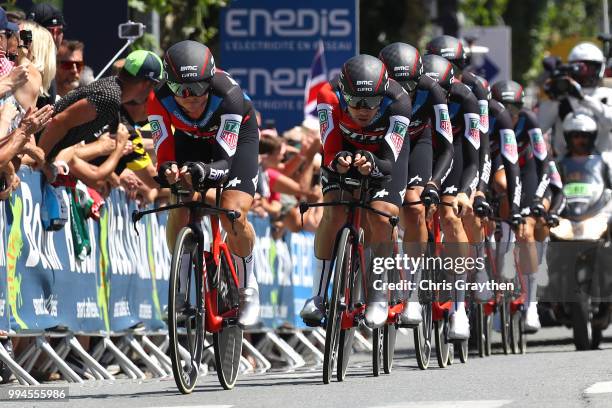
[212,251,243,390]
[168,227,204,394]
[323,228,351,384]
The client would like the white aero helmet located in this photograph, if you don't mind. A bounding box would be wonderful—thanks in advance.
[563,112,597,133]
[568,42,606,83]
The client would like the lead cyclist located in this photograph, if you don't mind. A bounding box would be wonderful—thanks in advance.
[148,40,260,327]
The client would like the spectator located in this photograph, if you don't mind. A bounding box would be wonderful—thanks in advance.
[27,3,64,106]
[16,21,56,110]
[27,3,64,49]
[56,40,84,98]
[37,49,163,179]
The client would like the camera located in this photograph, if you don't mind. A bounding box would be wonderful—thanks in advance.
[543,57,583,98]
[19,30,32,48]
[118,21,145,40]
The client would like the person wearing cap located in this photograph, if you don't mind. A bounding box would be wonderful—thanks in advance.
[0,7,19,74]
[27,2,64,49]
[37,49,164,175]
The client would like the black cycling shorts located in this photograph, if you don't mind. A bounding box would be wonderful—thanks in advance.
[321,137,409,207]
[173,110,259,196]
[407,129,432,189]
[519,159,538,215]
[441,134,463,197]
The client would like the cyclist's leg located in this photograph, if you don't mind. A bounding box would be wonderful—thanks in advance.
[364,139,409,328]
[300,172,345,324]
[440,142,470,339]
[221,111,260,326]
[516,166,541,331]
[400,134,432,323]
[463,198,491,301]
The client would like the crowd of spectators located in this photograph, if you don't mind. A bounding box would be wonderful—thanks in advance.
[0,2,324,236]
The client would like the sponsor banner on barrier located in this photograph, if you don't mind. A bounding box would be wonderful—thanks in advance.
[0,200,8,331]
[288,231,316,328]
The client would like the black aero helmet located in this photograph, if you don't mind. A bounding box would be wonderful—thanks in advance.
[339,54,389,109]
[163,40,216,97]
[422,54,455,91]
[378,42,423,92]
[491,80,524,106]
[426,35,467,69]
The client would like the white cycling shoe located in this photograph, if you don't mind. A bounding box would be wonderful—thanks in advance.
[238,287,260,328]
[398,301,422,326]
[449,308,470,340]
[300,296,325,326]
[524,303,541,333]
[364,302,388,329]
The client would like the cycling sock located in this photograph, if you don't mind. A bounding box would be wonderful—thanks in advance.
[233,253,258,290]
[527,271,538,304]
[313,258,333,297]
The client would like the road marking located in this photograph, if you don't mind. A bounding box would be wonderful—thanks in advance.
[371,401,512,408]
[155,406,233,408]
[584,381,612,394]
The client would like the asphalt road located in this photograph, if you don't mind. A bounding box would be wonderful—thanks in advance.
[3,325,612,408]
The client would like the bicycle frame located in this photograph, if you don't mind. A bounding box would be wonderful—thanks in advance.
[132,186,242,333]
[299,175,399,329]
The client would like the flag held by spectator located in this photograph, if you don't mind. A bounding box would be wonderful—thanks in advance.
[304,40,327,120]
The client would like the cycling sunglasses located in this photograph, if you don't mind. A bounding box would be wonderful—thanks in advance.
[167,80,211,97]
[59,60,84,72]
[342,92,383,109]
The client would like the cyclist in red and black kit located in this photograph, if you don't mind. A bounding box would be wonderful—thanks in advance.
[492,80,551,332]
[378,42,454,325]
[421,51,481,339]
[148,40,260,327]
[300,54,412,328]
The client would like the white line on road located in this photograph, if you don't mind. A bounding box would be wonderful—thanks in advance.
[584,381,612,394]
[370,401,513,408]
[154,406,233,408]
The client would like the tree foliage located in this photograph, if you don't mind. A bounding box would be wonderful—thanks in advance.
[128,0,226,54]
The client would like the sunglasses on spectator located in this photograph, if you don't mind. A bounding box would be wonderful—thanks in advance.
[59,60,84,72]
[167,80,210,97]
[341,92,383,109]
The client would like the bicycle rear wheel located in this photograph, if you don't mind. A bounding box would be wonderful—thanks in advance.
[323,228,351,384]
[500,296,511,355]
[383,323,397,374]
[435,318,450,368]
[510,309,524,355]
[212,251,243,390]
[168,227,204,394]
[484,309,493,356]
[476,303,485,357]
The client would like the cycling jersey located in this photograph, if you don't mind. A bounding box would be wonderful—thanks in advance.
[317,78,411,206]
[462,72,492,195]
[515,109,551,213]
[148,71,259,195]
[441,82,480,197]
[488,100,522,214]
[407,74,454,188]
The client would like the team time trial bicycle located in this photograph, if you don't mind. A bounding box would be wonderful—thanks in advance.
[300,172,400,384]
[132,181,243,393]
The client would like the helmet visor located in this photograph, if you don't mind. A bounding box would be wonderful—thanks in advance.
[342,92,383,109]
[167,80,210,97]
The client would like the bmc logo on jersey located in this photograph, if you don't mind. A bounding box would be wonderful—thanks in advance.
[221,119,240,151]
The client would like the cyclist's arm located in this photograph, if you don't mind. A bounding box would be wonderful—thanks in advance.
[459,97,481,195]
[497,110,522,214]
[147,92,176,170]
[318,86,344,171]
[477,129,491,193]
[38,99,97,156]
[526,111,550,199]
[430,85,454,186]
